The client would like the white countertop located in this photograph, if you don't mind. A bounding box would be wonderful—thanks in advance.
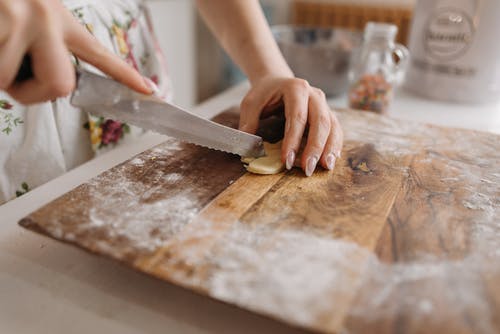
[330,88,500,135]
[1,83,499,334]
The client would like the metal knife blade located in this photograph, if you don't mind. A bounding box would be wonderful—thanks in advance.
[70,70,265,158]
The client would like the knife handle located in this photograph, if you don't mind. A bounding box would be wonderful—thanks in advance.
[15,55,34,83]
[15,54,81,86]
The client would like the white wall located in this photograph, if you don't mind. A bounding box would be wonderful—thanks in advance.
[145,0,196,108]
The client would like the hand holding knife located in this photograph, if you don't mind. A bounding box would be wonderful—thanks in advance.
[15,56,265,158]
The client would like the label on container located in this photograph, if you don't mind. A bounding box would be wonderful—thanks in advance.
[405,0,500,103]
[424,7,475,61]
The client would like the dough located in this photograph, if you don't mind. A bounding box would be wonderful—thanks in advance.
[240,156,256,164]
[246,156,284,175]
[243,141,285,175]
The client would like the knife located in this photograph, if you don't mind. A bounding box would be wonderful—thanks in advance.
[71,70,265,157]
[15,57,265,158]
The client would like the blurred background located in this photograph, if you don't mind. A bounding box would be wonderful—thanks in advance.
[145,0,414,108]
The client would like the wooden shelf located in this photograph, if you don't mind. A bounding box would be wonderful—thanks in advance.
[292,1,413,45]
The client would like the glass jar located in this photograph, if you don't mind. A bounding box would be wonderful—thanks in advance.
[348,22,409,114]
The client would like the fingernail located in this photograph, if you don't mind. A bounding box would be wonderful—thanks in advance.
[286,150,295,170]
[305,156,318,177]
[326,153,336,170]
[239,123,248,132]
[143,76,159,95]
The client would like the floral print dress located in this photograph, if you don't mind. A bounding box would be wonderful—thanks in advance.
[0,0,172,204]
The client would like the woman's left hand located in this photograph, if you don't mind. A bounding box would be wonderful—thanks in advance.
[239,76,344,176]
[195,1,343,175]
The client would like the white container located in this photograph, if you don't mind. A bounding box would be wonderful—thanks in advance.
[405,0,500,103]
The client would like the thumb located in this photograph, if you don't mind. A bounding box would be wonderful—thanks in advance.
[239,88,276,134]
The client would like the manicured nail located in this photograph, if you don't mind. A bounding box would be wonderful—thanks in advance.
[286,150,296,170]
[305,156,318,177]
[239,123,248,132]
[326,153,336,170]
[143,77,159,95]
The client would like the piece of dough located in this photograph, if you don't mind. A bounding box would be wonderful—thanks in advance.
[240,156,256,164]
[243,141,285,175]
[246,156,285,175]
[263,141,282,154]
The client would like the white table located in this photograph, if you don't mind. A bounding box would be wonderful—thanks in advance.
[1,84,499,334]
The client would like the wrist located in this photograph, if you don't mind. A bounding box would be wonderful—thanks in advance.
[243,42,294,85]
[248,65,294,86]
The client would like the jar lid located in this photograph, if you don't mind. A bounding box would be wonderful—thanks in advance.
[364,22,398,41]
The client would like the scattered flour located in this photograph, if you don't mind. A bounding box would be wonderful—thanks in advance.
[129,157,145,166]
[162,173,183,183]
[43,140,201,259]
[34,112,500,333]
[86,192,198,253]
[463,192,495,212]
[164,216,500,334]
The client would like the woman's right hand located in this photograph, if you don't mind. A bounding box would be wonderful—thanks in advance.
[0,0,151,104]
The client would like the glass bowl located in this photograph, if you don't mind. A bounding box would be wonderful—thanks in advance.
[272,25,362,97]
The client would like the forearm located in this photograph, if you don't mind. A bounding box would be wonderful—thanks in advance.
[195,0,293,84]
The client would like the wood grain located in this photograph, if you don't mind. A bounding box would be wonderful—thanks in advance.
[19,108,500,334]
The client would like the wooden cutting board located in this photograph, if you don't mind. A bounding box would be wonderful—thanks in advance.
[19,108,500,334]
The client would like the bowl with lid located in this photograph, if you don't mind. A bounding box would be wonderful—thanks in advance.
[272,25,362,97]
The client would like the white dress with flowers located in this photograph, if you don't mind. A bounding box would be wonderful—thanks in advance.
[0,0,171,204]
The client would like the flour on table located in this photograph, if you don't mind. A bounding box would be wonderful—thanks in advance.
[165,217,500,334]
[40,139,201,259]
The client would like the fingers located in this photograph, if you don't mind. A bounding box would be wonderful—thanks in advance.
[64,12,151,95]
[239,92,262,134]
[319,112,343,171]
[300,88,331,176]
[7,27,75,104]
[0,33,28,90]
[239,85,279,134]
[0,2,29,89]
[281,79,309,170]
[2,0,150,104]
[330,112,344,160]
[240,76,344,177]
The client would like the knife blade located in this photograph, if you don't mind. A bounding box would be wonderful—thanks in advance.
[70,69,265,158]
